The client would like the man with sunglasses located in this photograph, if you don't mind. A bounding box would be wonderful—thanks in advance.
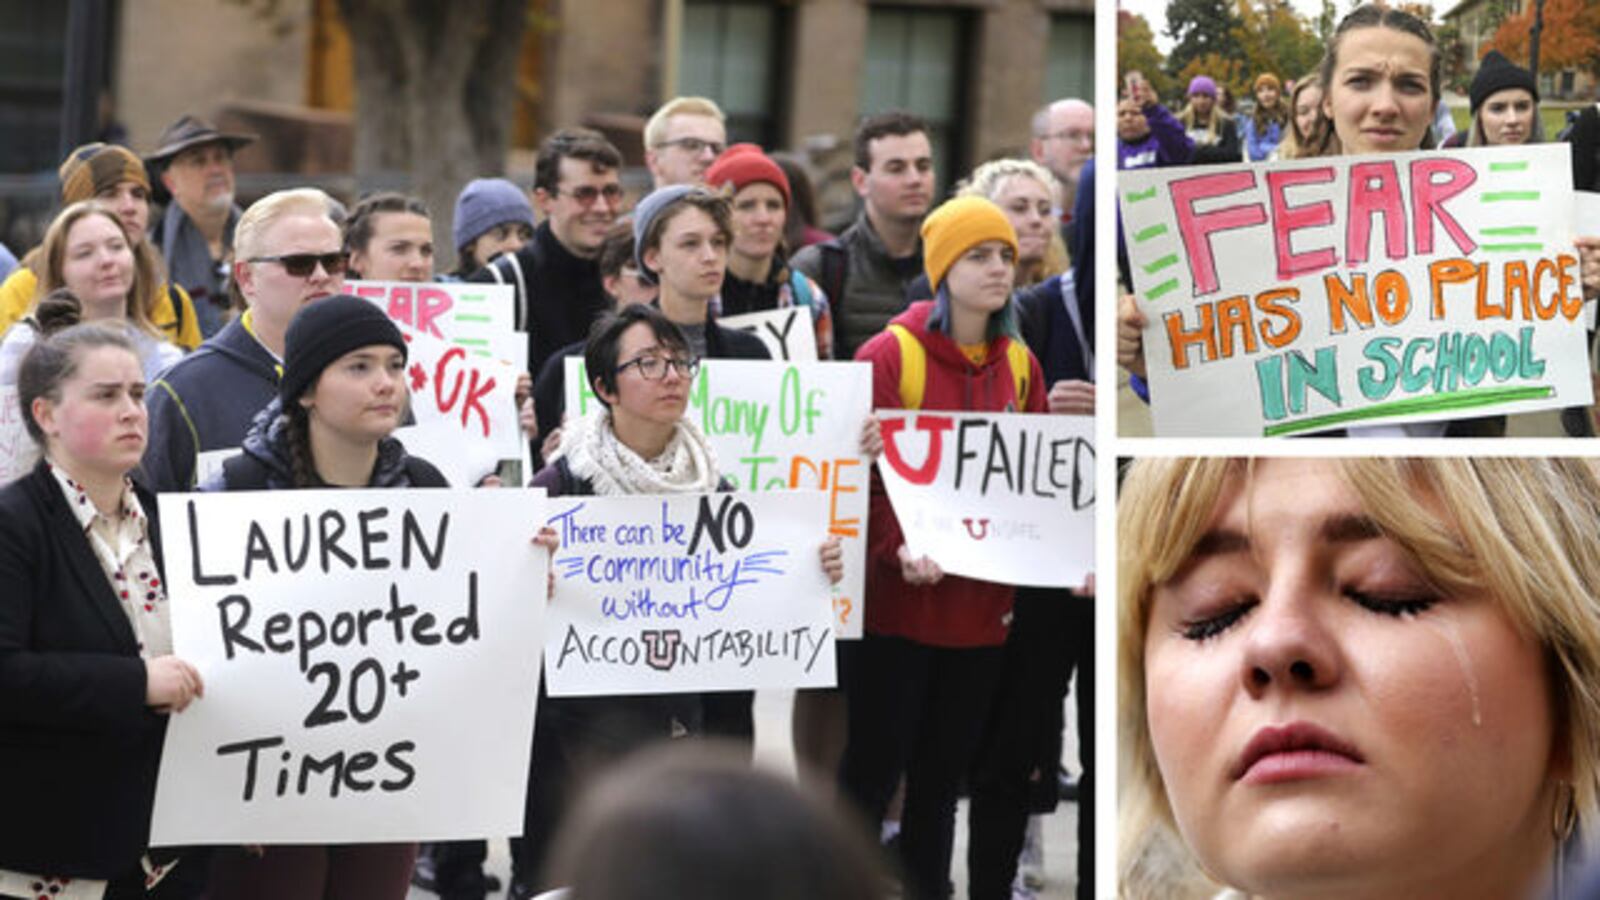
[142,188,346,492]
[644,96,728,189]
[468,127,624,381]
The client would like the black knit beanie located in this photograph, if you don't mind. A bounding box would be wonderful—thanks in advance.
[280,295,408,405]
[1470,50,1538,114]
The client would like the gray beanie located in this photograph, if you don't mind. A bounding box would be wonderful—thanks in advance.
[631,184,698,284]
[453,178,535,251]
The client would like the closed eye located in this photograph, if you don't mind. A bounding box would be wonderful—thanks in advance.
[1346,589,1436,618]
[1180,598,1257,641]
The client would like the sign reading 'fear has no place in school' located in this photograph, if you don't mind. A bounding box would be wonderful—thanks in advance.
[1119,144,1592,436]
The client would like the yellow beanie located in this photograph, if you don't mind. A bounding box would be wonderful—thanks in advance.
[920,196,1019,290]
[59,143,149,206]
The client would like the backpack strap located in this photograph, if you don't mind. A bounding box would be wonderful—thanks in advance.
[166,283,186,338]
[818,240,847,319]
[887,323,926,410]
[1004,339,1031,408]
[788,269,815,308]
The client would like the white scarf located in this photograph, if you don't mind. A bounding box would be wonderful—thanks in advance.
[558,409,720,496]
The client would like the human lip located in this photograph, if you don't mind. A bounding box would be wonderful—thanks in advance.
[1233,722,1365,784]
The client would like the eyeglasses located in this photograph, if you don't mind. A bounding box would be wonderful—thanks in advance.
[655,137,725,157]
[249,251,348,277]
[617,354,699,381]
[1038,129,1093,144]
[552,183,625,208]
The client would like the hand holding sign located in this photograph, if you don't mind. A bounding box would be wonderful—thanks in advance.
[146,656,205,713]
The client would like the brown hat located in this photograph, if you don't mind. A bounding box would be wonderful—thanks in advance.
[144,114,255,166]
[59,143,150,205]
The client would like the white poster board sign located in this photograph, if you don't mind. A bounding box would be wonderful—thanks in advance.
[350,279,525,372]
[875,411,1093,588]
[0,384,39,485]
[150,488,548,845]
[565,358,872,637]
[1119,145,1591,436]
[400,322,524,482]
[718,306,817,361]
[543,491,836,696]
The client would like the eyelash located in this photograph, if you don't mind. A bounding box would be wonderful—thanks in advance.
[1178,589,1438,642]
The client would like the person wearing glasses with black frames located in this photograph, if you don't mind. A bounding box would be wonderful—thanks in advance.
[644,96,728,190]
[141,188,346,492]
[467,128,625,382]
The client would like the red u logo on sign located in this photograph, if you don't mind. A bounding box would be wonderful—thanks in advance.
[880,415,954,485]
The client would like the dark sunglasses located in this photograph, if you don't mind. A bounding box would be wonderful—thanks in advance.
[249,252,349,277]
[552,184,624,207]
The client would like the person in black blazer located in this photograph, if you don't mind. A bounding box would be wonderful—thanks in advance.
[0,317,203,897]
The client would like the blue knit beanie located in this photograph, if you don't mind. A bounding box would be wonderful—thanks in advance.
[632,184,698,284]
[453,178,535,251]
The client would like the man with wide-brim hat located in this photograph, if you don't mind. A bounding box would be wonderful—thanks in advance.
[145,114,256,338]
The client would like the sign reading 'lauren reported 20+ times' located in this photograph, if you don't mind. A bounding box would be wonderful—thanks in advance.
[149,489,548,845]
[1119,144,1592,436]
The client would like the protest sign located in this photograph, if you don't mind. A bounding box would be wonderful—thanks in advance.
[718,306,817,361]
[350,279,525,371]
[150,488,548,844]
[565,358,872,637]
[1118,144,1591,435]
[401,321,524,477]
[0,385,39,486]
[543,490,836,696]
[875,410,1093,588]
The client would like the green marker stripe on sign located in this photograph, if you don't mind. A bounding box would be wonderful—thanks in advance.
[1146,279,1180,300]
[455,294,486,303]
[1479,226,1538,236]
[1144,254,1179,274]
[1125,187,1157,203]
[1481,191,1540,201]
[455,338,491,347]
[1261,385,1553,437]
[1488,161,1530,172]
[1133,223,1168,242]
[1480,243,1545,252]
[454,313,493,323]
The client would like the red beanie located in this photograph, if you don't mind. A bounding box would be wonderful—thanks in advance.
[705,143,791,208]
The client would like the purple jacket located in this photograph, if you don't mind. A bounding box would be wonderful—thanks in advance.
[1118,103,1193,170]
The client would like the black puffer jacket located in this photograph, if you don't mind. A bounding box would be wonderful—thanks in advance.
[213,399,448,490]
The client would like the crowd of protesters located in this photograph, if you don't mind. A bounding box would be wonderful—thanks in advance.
[0,88,1095,900]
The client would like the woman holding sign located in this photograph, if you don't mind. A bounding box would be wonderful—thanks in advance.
[1118,457,1600,899]
[512,302,845,896]
[203,296,562,898]
[0,320,204,897]
[843,196,1046,900]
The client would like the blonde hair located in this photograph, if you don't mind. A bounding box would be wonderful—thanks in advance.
[644,96,726,150]
[1119,458,1600,898]
[230,188,338,307]
[34,201,162,338]
[956,158,1069,284]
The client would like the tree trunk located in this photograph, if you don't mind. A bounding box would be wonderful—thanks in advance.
[338,0,528,273]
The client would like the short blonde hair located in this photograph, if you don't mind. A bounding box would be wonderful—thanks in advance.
[644,96,726,150]
[35,201,162,338]
[956,158,1068,282]
[1119,458,1600,898]
[231,188,338,307]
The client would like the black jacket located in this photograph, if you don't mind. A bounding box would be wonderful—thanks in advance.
[467,221,613,380]
[216,399,449,490]
[0,462,171,877]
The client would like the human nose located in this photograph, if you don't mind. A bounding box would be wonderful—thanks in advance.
[1368,83,1400,117]
[1238,584,1341,697]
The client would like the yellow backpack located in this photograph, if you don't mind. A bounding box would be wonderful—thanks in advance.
[886,323,1030,410]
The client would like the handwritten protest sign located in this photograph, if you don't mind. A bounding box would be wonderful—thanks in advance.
[401,322,523,483]
[350,280,525,372]
[0,385,39,486]
[150,489,548,844]
[565,358,872,636]
[718,306,817,361]
[1119,145,1592,435]
[543,490,836,696]
[876,411,1093,588]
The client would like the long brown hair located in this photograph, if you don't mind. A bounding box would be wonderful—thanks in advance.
[33,201,162,338]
